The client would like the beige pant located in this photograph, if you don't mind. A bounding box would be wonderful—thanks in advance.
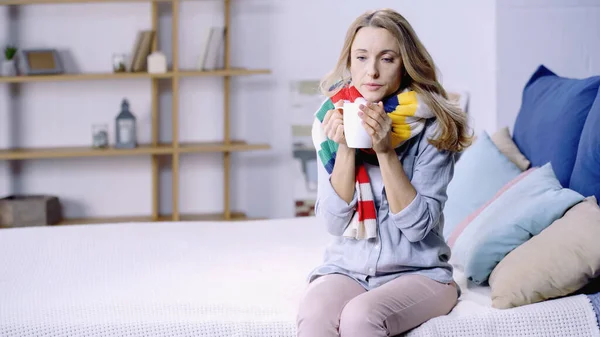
[296,273,458,337]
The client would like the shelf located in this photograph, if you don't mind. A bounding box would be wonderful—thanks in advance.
[0,68,271,83]
[0,144,173,160]
[1,0,172,5]
[0,141,270,160]
[178,68,271,78]
[179,141,270,153]
[58,212,256,226]
[0,72,174,83]
[0,212,262,229]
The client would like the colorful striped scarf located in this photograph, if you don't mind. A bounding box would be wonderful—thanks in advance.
[313,85,434,240]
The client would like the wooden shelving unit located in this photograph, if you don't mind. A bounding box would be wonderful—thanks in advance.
[0,0,271,226]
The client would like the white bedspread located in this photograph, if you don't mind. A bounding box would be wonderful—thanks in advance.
[0,217,329,337]
[1,216,599,337]
[407,268,600,337]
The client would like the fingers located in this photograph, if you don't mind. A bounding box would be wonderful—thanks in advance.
[323,100,344,126]
[359,102,393,146]
[359,102,386,131]
[329,115,343,137]
[362,119,377,137]
[360,109,382,131]
[334,123,345,143]
[323,109,344,141]
[322,109,333,126]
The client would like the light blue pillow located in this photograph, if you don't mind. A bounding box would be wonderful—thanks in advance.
[443,132,522,240]
[452,163,584,285]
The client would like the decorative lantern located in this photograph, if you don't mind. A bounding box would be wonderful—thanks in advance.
[115,99,137,149]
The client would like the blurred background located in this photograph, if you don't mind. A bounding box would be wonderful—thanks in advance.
[0,0,597,225]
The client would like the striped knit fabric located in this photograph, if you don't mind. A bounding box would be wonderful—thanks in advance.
[313,85,434,240]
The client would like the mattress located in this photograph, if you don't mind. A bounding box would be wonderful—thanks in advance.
[1,216,599,337]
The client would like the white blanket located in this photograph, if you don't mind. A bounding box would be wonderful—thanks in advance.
[0,216,599,337]
[406,268,600,337]
[0,217,327,337]
[407,294,599,337]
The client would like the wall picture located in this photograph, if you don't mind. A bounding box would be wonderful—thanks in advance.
[290,80,323,217]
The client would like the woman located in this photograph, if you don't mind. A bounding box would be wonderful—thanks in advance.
[296,8,472,337]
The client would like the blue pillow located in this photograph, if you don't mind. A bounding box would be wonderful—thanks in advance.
[513,65,600,187]
[570,92,600,204]
[442,131,522,240]
[452,163,584,285]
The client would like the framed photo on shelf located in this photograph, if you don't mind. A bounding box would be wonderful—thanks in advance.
[20,49,64,75]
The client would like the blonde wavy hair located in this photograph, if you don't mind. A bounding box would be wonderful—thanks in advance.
[319,8,473,153]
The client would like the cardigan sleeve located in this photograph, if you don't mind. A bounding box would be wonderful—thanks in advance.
[389,120,455,242]
[313,151,358,236]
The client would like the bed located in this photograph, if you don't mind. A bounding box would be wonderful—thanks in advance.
[0,217,325,337]
[3,64,600,336]
[1,216,600,337]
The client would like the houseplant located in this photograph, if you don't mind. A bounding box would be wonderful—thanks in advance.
[2,45,18,76]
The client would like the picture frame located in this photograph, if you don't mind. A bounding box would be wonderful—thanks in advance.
[19,49,64,75]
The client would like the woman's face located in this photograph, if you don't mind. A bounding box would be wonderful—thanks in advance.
[349,26,402,103]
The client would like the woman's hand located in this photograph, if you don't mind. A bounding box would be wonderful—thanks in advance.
[322,100,347,146]
[359,101,393,154]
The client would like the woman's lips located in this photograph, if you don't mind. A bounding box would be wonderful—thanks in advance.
[365,83,382,90]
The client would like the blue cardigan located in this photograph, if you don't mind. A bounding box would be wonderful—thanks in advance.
[308,118,458,292]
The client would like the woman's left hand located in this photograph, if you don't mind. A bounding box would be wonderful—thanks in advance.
[359,101,393,154]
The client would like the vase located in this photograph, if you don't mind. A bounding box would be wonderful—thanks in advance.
[1,60,16,76]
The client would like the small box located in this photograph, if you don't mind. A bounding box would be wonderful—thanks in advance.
[0,195,62,227]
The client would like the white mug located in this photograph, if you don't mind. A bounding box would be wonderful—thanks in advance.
[339,100,372,149]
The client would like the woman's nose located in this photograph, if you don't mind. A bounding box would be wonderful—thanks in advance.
[367,61,379,78]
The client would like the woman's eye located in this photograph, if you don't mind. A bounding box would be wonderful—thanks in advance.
[356,56,366,61]
[383,57,394,63]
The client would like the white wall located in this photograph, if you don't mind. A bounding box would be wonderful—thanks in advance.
[0,0,506,220]
[241,0,499,218]
[496,0,600,131]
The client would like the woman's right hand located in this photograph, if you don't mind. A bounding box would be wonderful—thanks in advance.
[322,100,346,146]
